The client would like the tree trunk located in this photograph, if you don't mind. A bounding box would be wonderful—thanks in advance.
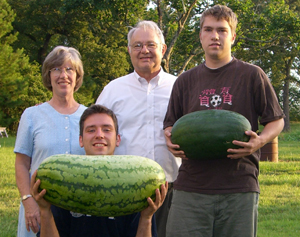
[282,60,291,132]
[38,33,52,64]
[160,0,198,73]
[156,0,163,30]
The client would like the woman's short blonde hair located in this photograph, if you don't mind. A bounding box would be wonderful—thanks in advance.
[42,46,84,92]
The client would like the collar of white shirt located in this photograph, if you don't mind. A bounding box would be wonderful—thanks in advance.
[134,68,164,87]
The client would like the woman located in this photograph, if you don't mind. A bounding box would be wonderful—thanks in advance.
[14,46,86,237]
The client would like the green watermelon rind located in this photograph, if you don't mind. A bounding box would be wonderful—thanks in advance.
[171,110,252,160]
[36,154,166,216]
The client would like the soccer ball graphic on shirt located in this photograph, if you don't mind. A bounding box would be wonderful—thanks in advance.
[210,94,222,107]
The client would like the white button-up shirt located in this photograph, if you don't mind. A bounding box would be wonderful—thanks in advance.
[96,69,181,182]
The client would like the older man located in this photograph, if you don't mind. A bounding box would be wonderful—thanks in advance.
[96,20,181,237]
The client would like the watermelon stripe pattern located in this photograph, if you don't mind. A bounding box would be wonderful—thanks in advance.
[36,154,166,217]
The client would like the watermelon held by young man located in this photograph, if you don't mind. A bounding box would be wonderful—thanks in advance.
[171,109,252,160]
[36,154,166,217]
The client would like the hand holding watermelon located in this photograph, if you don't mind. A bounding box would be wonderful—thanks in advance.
[140,182,168,223]
[164,127,187,159]
[30,170,49,212]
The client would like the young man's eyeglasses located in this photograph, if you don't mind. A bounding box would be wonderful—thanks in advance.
[49,67,75,77]
[130,42,161,51]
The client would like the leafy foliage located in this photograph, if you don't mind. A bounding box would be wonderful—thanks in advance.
[8,0,150,104]
[215,0,300,130]
[2,0,300,131]
[0,0,47,131]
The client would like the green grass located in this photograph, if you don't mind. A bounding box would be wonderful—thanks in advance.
[258,162,300,236]
[277,122,300,162]
[278,122,300,142]
[0,137,19,237]
[278,141,300,162]
[0,122,300,237]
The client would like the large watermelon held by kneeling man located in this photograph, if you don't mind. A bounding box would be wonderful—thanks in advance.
[36,154,166,217]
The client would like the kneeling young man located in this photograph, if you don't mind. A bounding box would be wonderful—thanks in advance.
[31,104,167,237]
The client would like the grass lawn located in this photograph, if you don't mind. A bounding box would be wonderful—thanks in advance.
[258,162,300,236]
[0,137,19,237]
[0,122,300,236]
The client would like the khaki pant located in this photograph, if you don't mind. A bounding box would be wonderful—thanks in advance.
[166,190,259,237]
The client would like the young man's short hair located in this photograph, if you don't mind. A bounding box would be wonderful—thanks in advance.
[200,5,238,35]
[79,104,119,136]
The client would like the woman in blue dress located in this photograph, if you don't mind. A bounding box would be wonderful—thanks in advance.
[14,46,86,237]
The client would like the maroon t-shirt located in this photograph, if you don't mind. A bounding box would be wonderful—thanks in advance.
[164,58,284,194]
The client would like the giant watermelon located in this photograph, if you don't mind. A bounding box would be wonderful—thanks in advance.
[36,154,166,216]
[171,110,251,160]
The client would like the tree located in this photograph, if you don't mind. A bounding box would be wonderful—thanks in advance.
[0,0,46,131]
[6,0,300,132]
[230,0,300,131]
[148,0,300,128]
[145,0,206,75]
[9,0,150,103]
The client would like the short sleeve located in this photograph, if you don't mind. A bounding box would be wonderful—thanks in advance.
[14,108,34,158]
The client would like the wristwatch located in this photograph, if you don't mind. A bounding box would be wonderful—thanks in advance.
[21,194,32,202]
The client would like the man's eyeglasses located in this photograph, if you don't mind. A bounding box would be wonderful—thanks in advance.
[130,42,160,51]
[49,67,75,77]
